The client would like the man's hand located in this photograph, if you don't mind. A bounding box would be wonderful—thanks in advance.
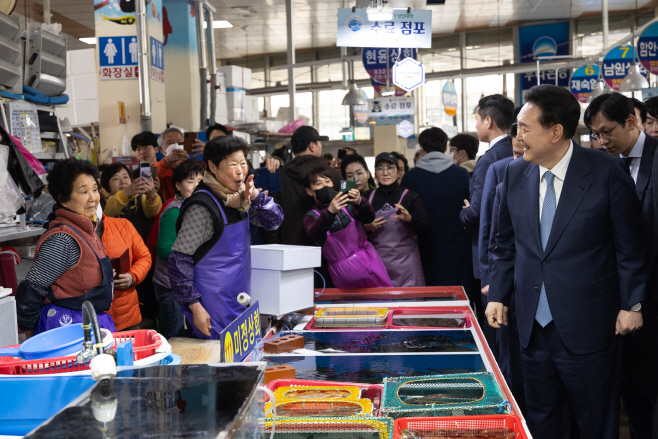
[164,149,188,168]
[244,174,259,201]
[394,204,412,222]
[192,139,205,155]
[114,273,134,290]
[463,199,470,209]
[485,301,508,328]
[616,309,643,335]
[328,192,349,214]
[481,285,489,296]
[265,158,280,173]
[347,188,361,205]
[189,302,212,336]
[364,217,387,232]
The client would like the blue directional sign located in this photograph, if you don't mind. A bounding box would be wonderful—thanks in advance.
[569,65,598,103]
[638,21,658,75]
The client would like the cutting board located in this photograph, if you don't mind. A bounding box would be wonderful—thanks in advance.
[169,337,223,364]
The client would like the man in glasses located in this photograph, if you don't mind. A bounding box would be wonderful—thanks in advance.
[584,92,658,439]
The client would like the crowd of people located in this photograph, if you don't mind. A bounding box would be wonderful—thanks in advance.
[12,85,658,439]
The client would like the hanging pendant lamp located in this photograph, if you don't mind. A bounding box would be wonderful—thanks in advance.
[588,62,613,103]
[619,62,649,92]
[342,82,367,106]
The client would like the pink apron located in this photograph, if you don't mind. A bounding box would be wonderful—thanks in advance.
[313,207,392,289]
[368,189,425,287]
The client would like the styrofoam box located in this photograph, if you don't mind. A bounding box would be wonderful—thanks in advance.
[251,245,321,271]
[250,245,321,316]
[228,106,245,122]
[217,65,252,90]
[227,89,245,108]
[0,296,18,347]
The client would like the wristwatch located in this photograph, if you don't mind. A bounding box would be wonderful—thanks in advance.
[630,302,642,312]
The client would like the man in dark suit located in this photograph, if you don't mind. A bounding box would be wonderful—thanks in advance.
[584,92,658,439]
[460,94,514,327]
[478,121,525,415]
[486,84,647,439]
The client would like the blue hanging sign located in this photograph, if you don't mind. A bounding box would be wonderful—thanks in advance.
[518,22,570,91]
[602,45,648,91]
[442,81,458,116]
[362,47,416,84]
[638,21,658,75]
[220,301,261,363]
[150,36,165,83]
[99,36,139,80]
[569,65,598,103]
[337,8,432,48]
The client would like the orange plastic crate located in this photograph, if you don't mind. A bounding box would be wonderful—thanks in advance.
[394,415,529,439]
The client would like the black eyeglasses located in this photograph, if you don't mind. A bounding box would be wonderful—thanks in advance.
[590,123,619,141]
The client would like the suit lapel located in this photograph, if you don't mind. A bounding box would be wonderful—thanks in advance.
[636,137,656,201]
[523,163,543,253]
[543,144,592,257]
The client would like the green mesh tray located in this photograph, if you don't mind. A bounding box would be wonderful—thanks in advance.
[380,372,510,419]
[264,416,393,439]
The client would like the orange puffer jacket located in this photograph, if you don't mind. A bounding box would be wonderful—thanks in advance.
[101,215,152,331]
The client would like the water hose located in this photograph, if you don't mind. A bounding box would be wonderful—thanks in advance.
[82,301,104,355]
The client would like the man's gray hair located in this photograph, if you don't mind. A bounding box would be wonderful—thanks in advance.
[158,127,184,147]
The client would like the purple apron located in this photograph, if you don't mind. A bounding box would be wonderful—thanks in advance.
[368,189,425,287]
[35,223,116,334]
[180,190,250,339]
[314,207,392,289]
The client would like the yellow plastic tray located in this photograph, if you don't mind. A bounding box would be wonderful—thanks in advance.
[313,307,389,327]
[274,385,362,402]
[266,398,374,417]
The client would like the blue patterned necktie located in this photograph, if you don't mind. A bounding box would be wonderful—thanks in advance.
[536,171,555,327]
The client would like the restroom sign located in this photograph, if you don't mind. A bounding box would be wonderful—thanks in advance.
[150,37,165,83]
[99,36,138,80]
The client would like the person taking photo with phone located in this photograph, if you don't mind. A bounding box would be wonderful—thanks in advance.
[303,167,392,289]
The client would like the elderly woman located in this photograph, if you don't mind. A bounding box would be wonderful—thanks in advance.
[168,136,283,339]
[16,159,114,336]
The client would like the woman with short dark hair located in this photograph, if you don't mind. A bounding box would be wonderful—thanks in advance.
[16,159,115,336]
[168,137,283,339]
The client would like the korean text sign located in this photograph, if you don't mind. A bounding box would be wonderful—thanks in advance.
[569,65,598,103]
[369,97,415,117]
[602,45,648,91]
[221,302,261,363]
[638,21,658,75]
[337,8,432,48]
[518,22,570,91]
[99,36,139,81]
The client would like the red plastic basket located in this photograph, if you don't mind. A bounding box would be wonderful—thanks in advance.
[0,329,163,376]
[387,308,471,329]
[394,415,529,439]
[267,379,383,411]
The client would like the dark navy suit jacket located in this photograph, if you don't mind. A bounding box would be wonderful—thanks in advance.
[478,156,513,286]
[460,137,513,278]
[489,143,648,354]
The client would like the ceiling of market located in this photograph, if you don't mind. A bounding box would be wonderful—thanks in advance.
[11,0,657,56]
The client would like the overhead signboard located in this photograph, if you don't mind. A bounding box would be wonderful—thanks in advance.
[150,36,165,83]
[442,81,458,116]
[393,58,424,92]
[368,96,415,117]
[638,21,658,75]
[569,65,598,103]
[337,8,432,48]
[397,120,414,138]
[363,47,416,96]
[371,114,413,126]
[220,301,261,363]
[99,36,138,80]
[518,22,570,92]
[602,45,648,91]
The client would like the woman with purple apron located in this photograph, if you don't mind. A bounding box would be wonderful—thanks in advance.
[364,153,432,287]
[168,136,283,339]
[16,159,115,337]
[303,167,392,289]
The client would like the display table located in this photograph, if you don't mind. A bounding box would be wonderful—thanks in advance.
[169,337,223,364]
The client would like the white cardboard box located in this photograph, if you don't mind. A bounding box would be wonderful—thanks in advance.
[250,245,321,316]
[217,65,252,90]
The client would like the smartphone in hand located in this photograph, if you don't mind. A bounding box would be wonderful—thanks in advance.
[139,161,152,180]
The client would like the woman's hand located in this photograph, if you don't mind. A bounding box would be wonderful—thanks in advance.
[142,177,158,201]
[114,273,134,290]
[124,178,143,198]
[189,302,212,336]
[394,204,412,222]
[265,158,280,173]
[328,192,349,214]
[153,176,161,193]
[347,189,361,205]
[364,217,387,231]
[244,174,260,201]
[330,158,341,169]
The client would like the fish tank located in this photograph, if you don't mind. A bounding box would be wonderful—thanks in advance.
[25,363,266,439]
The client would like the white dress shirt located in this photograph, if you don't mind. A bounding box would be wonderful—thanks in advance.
[539,141,574,220]
[621,131,645,183]
[490,134,507,147]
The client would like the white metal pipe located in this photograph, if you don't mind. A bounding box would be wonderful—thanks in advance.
[602,0,609,50]
[206,8,217,124]
[195,1,208,128]
[135,0,151,131]
[43,0,51,25]
[285,0,296,122]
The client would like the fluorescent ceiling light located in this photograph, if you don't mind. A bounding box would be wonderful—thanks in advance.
[367,11,393,20]
[79,37,96,44]
[380,87,396,97]
[203,20,233,29]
